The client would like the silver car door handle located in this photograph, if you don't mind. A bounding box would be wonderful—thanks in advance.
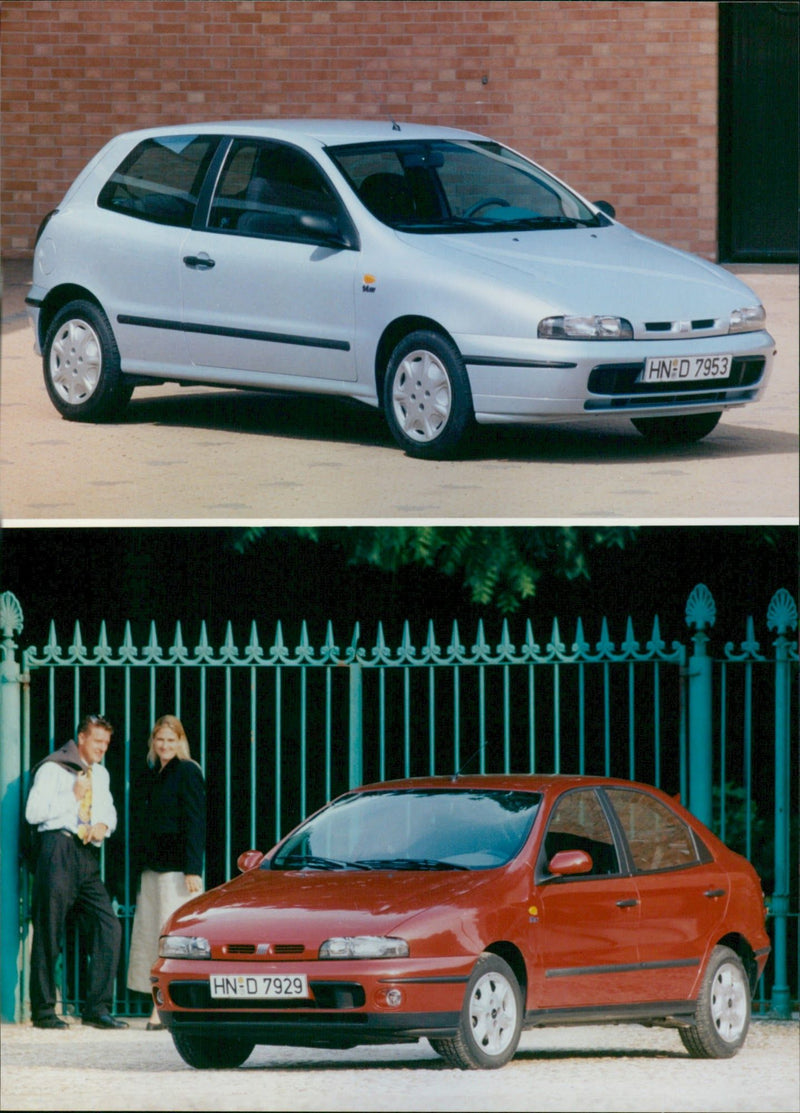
[183,254,215,270]
[704,888,726,899]
[616,898,639,908]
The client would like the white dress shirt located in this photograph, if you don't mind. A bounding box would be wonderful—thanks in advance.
[26,761,117,845]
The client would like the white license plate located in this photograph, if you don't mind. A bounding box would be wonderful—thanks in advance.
[209,974,309,999]
[641,354,733,383]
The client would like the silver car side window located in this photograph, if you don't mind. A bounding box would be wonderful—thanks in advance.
[209,139,340,238]
[97,134,218,228]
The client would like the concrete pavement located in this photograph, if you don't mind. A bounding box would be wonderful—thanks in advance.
[1,259,797,521]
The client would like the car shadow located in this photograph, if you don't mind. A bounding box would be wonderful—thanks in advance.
[122,388,394,451]
[469,418,799,464]
[121,386,799,464]
[512,1045,686,1062]
[231,1045,687,1072]
[13,1030,687,1073]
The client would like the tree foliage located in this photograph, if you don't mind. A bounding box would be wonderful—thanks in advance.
[231,526,638,614]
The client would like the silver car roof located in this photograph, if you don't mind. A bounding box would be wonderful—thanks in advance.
[115,119,486,146]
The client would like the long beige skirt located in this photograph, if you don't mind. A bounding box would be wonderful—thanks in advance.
[126,870,203,993]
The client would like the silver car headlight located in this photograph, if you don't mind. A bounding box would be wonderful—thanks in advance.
[728,305,766,333]
[158,935,211,959]
[538,315,633,340]
[319,936,409,959]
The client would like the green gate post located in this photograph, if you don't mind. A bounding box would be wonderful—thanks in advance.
[685,585,715,827]
[768,589,797,1018]
[348,662,363,789]
[0,592,25,1022]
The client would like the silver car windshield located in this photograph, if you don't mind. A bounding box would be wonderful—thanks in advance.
[270,788,542,871]
[328,140,604,232]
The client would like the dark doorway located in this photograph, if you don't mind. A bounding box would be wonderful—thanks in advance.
[719,2,799,262]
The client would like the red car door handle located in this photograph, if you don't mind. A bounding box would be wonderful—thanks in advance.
[616,898,639,908]
[704,888,726,898]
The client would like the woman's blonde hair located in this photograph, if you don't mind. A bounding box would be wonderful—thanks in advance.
[146,714,192,767]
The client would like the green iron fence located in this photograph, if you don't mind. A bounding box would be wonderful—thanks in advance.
[0,584,796,1023]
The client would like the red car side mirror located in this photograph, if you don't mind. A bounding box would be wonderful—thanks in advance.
[237,849,265,872]
[548,849,593,876]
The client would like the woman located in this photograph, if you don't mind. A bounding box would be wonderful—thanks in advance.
[127,715,206,1029]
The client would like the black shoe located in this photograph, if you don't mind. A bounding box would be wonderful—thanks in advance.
[82,1013,129,1029]
[33,1016,68,1030]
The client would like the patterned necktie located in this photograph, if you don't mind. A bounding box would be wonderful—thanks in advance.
[76,768,92,840]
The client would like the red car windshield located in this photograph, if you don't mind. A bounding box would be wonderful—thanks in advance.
[270,788,542,871]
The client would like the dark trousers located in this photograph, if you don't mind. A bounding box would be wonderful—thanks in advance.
[30,830,122,1021]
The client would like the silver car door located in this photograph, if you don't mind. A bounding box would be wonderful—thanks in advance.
[181,138,358,383]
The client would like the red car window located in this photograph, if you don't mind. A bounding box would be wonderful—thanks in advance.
[542,788,620,876]
[606,788,699,872]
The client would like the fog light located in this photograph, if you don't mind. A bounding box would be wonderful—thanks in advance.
[376,987,403,1008]
[155,989,164,1006]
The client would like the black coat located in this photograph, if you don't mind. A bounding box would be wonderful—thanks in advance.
[130,757,206,876]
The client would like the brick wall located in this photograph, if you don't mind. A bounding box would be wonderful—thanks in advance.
[1,0,718,259]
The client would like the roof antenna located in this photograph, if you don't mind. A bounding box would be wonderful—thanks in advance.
[451,742,489,781]
[391,118,402,131]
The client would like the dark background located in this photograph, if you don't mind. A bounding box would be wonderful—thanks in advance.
[2,525,796,652]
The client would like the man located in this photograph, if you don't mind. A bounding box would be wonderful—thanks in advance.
[25,714,128,1029]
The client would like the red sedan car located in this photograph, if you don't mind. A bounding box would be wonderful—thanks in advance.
[151,775,770,1070]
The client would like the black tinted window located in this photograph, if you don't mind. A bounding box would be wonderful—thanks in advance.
[542,789,620,876]
[98,134,218,227]
[606,788,700,873]
[329,139,599,232]
[209,139,341,238]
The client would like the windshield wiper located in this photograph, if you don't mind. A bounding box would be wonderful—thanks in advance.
[397,215,599,233]
[393,216,493,231]
[276,854,370,871]
[509,215,599,229]
[354,857,470,871]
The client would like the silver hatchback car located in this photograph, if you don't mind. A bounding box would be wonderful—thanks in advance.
[27,120,775,458]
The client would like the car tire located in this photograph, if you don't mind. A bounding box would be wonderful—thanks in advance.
[171,1030,255,1069]
[43,300,133,421]
[679,945,751,1059]
[430,953,523,1069]
[383,330,474,459]
[631,411,722,443]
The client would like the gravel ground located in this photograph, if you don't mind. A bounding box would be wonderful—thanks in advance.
[1,1017,797,1112]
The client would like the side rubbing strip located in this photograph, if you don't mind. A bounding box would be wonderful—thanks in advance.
[546,957,700,979]
[117,314,350,352]
[464,355,578,370]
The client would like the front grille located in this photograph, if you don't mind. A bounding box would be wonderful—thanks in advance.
[587,356,765,397]
[169,979,366,1011]
[221,942,306,957]
[644,318,718,334]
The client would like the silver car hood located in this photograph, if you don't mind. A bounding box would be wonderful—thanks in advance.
[399,224,760,319]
